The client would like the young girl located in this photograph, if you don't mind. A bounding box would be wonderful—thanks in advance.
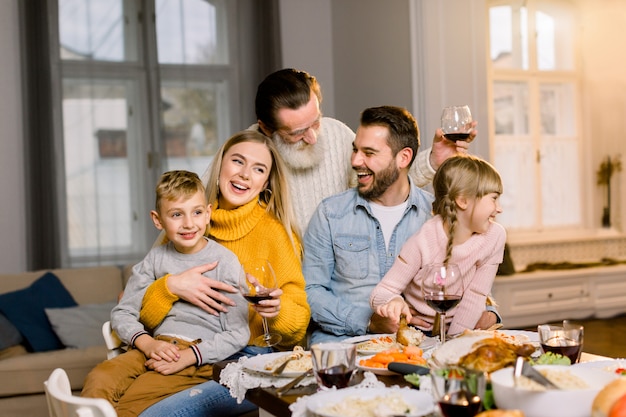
[369,154,506,336]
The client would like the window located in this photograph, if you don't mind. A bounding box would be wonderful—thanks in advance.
[488,0,582,231]
[52,0,238,266]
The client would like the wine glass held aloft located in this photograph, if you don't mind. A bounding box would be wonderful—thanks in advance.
[441,105,473,142]
[240,259,282,347]
[422,263,464,344]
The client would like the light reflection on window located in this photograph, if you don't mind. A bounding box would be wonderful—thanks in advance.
[156,0,228,65]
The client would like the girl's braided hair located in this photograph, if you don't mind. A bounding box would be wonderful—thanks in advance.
[432,154,503,265]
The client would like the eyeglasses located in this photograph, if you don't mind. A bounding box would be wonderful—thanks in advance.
[276,115,322,142]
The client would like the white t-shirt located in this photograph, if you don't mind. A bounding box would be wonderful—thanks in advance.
[369,200,408,249]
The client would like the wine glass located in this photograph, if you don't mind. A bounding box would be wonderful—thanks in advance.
[240,259,282,347]
[422,263,464,344]
[431,366,486,417]
[441,105,473,142]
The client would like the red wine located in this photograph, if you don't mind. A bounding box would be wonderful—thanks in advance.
[444,133,471,142]
[439,390,482,417]
[425,295,462,313]
[317,364,353,388]
[541,338,581,363]
[243,294,272,304]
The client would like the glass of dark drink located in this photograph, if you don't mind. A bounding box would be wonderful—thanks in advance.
[431,367,486,417]
[421,263,464,344]
[537,320,584,363]
[441,105,473,142]
[310,342,356,390]
[239,259,282,347]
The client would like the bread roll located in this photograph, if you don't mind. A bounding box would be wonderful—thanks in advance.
[396,316,425,346]
[475,410,525,417]
[592,378,626,417]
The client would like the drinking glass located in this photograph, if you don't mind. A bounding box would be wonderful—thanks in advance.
[422,263,464,344]
[431,366,486,417]
[240,259,282,347]
[441,105,473,142]
[537,320,584,363]
[310,342,356,390]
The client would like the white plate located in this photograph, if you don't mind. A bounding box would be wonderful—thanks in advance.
[343,334,438,355]
[356,354,396,376]
[242,352,312,378]
[573,359,626,374]
[306,386,435,417]
[499,329,540,343]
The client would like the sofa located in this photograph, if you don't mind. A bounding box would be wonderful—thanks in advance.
[0,265,130,417]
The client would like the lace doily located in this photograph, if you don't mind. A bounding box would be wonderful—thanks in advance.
[219,355,317,403]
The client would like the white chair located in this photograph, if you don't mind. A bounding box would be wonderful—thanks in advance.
[44,368,117,417]
[102,321,125,359]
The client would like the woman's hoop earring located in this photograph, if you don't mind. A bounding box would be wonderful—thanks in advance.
[260,188,272,204]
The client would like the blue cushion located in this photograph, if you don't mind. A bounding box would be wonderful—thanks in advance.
[0,313,22,350]
[0,272,77,352]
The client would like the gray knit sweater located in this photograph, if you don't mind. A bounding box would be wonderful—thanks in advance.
[111,238,250,365]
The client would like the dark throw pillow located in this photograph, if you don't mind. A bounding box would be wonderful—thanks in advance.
[0,272,77,352]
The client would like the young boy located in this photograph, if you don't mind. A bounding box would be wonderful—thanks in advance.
[81,170,249,417]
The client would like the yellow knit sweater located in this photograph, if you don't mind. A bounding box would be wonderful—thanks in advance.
[140,199,310,349]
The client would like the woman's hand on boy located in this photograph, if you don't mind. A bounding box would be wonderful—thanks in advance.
[167,262,238,315]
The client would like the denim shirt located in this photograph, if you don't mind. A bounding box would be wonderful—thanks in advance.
[303,179,434,344]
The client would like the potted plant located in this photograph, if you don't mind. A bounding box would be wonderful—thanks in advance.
[596,155,622,228]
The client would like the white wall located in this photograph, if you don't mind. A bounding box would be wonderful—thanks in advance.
[579,0,626,231]
[0,0,26,273]
[278,0,336,118]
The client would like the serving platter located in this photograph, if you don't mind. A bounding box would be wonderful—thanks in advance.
[242,351,312,378]
[306,386,435,417]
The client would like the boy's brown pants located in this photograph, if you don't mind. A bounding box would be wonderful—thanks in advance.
[81,336,213,417]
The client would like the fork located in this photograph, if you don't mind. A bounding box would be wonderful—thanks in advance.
[271,356,296,376]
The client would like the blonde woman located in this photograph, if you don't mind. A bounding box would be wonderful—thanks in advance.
[139,130,309,417]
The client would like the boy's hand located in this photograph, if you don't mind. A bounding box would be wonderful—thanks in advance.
[135,335,180,362]
[145,349,196,375]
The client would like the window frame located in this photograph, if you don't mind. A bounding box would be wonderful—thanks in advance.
[487,0,589,235]
[46,0,241,267]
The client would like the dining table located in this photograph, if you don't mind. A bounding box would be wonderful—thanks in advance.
[212,347,613,417]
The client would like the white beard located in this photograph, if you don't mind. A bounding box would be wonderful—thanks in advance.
[273,132,326,170]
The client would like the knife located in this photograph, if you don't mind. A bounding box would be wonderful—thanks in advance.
[275,368,313,397]
[514,356,559,389]
[387,362,430,376]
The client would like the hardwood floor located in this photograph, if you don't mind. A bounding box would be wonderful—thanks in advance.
[516,314,626,359]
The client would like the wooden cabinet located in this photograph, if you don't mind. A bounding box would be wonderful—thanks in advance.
[492,265,626,328]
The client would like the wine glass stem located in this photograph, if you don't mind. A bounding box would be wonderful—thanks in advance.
[440,313,447,344]
[261,317,271,341]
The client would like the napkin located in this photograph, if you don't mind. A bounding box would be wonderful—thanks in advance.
[219,355,317,403]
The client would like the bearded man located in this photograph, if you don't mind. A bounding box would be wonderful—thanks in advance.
[303,105,438,343]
